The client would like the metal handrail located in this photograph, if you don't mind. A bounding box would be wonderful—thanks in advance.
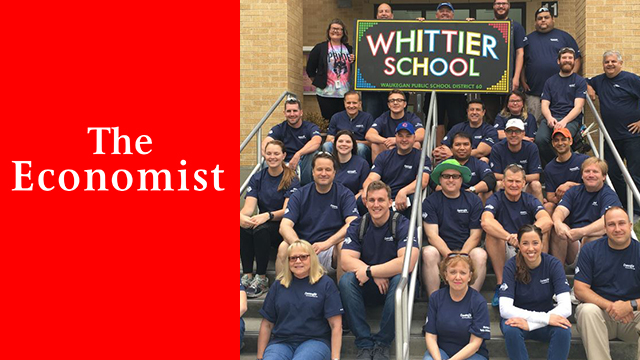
[584,96,640,221]
[240,91,297,196]
[395,91,438,360]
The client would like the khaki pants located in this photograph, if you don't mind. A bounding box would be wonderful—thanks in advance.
[576,302,640,360]
[525,94,542,125]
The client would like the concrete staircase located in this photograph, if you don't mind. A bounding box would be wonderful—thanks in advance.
[240,253,637,360]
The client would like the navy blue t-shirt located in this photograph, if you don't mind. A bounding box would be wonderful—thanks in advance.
[484,191,545,234]
[442,122,498,149]
[371,148,432,198]
[268,120,321,162]
[422,191,482,250]
[335,155,370,196]
[424,288,491,359]
[457,156,492,189]
[523,29,581,96]
[541,73,587,123]
[588,71,640,140]
[557,184,621,228]
[370,111,424,138]
[494,113,538,139]
[342,213,418,266]
[245,168,300,212]
[490,140,542,175]
[544,152,588,193]
[501,253,571,313]
[284,182,358,244]
[260,275,344,347]
[575,237,640,302]
[327,110,374,141]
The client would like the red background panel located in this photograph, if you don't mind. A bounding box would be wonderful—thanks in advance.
[1,2,237,358]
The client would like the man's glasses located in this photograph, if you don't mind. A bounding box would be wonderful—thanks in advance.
[388,98,406,104]
[505,129,523,134]
[289,254,310,262]
[440,174,462,180]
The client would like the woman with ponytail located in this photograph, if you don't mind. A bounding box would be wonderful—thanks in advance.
[241,140,300,298]
[498,224,572,360]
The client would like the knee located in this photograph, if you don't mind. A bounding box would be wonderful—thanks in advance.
[551,325,572,341]
[322,142,333,153]
[577,303,604,322]
[277,242,288,259]
[502,322,524,340]
[529,180,542,193]
[470,248,488,266]
[422,246,440,266]
[338,271,358,291]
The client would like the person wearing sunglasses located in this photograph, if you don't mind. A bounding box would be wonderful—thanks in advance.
[499,224,572,360]
[257,240,343,360]
[340,180,419,360]
[421,159,487,299]
[422,251,491,360]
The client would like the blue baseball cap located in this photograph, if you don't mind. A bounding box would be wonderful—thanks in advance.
[437,2,454,11]
[395,121,416,135]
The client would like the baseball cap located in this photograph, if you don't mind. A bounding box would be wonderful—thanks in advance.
[535,7,550,16]
[552,128,572,141]
[437,2,454,11]
[395,121,416,135]
[505,118,525,131]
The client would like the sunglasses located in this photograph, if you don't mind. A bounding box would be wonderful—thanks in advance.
[447,253,469,258]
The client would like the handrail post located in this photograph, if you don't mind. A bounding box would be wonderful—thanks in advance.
[257,128,262,165]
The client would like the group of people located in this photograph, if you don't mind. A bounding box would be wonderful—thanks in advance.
[241,1,640,360]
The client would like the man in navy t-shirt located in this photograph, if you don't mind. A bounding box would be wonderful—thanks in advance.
[551,157,622,266]
[323,91,374,163]
[445,132,496,201]
[363,121,431,218]
[490,118,543,202]
[482,164,552,307]
[366,89,424,162]
[587,50,640,216]
[574,206,640,360]
[522,7,581,123]
[432,99,498,164]
[421,159,487,297]
[535,47,587,164]
[340,180,419,360]
[279,152,359,277]
[264,97,322,185]
[543,128,589,215]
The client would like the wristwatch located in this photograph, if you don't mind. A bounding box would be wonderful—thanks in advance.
[631,299,638,311]
[268,211,274,220]
[469,186,476,193]
[366,266,372,279]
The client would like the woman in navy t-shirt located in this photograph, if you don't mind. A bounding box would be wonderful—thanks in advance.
[494,90,537,142]
[331,130,369,207]
[257,240,343,360]
[240,140,300,298]
[423,252,491,360]
[499,225,572,360]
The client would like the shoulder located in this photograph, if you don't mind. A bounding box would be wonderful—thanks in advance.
[463,190,483,205]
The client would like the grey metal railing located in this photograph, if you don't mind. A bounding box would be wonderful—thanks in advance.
[394,91,438,360]
[240,91,297,196]
[584,96,640,221]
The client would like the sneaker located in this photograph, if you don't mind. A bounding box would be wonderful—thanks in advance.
[355,348,372,360]
[492,284,501,307]
[371,344,390,360]
[240,274,252,288]
[246,275,269,298]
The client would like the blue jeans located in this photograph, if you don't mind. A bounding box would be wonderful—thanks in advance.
[535,119,581,164]
[423,348,487,360]
[338,272,401,349]
[263,339,330,360]
[322,141,372,166]
[500,318,571,360]
[298,153,315,186]
[605,139,640,215]
[240,318,245,348]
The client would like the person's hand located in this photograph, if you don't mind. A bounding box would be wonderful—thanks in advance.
[240,214,257,229]
[416,17,425,21]
[355,264,370,285]
[555,183,571,200]
[506,233,519,247]
[554,120,567,130]
[312,241,330,255]
[250,213,270,227]
[522,80,530,92]
[587,84,597,101]
[395,190,408,211]
[607,300,634,323]
[523,136,534,142]
[383,137,396,148]
[546,117,558,128]
[548,314,571,329]
[555,223,572,241]
[628,120,640,134]
[505,317,529,331]
[348,54,355,63]
[373,277,389,294]
[288,153,301,171]
[568,228,584,242]
[512,78,520,91]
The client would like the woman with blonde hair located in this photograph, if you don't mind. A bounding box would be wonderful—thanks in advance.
[257,240,343,360]
[423,252,491,360]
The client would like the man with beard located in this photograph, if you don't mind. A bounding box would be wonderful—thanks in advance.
[535,47,587,165]
[522,7,581,123]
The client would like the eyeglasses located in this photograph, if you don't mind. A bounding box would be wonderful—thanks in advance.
[330,27,343,33]
[440,174,462,180]
[508,99,523,103]
[505,129,523,134]
[447,253,469,258]
[289,254,310,262]
[494,2,509,6]
[388,98,406,104]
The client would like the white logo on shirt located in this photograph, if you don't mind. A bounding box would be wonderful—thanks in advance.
[347,170,357,174]
[520,211,528,215]
[372,123,378,127]
[268,130,274,135]
[575,266,580,274]
[460,313,473,320]
[540,278,550,284]
[344,237,352,245]
[520,160,528,164]
[404,165,413,170]
[592,201,598,207]
[485,204,495,210]
[285,208,290,214]
[298,135,307,139]
[570,166,580,171]
[500,283,508,291]
[371,165,377,170]
[457,209,469,214]
[355,124,364,128]
[569,84,576,88]
[474,135,482,139]
[304,292,318,298]
[330,204,339,210]
[550,38,559,42]
[246,186,252,193]
[471,172,477,176]
[352,207,359,214]
[384,236,394,242]
[422,212,428,219]
[614,84,621,88]
[624,263,636,270]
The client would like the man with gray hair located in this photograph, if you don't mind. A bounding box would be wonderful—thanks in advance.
[587,50,640,218]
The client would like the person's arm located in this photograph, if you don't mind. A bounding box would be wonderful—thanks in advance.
[494,172,504,181]
[414,128,425,144]
[460,229,482,254]
[497,129,506,140]
[541,99,557,127]
[587,84,597,101]
[305,44,321,79]
[533,209,553,233]
[546,191,559,204]
[256,319,274,359]
[552,205,573,241]
[240,289,247,317]
[573,57,582,74]
[424,223,452,257]
[356,139,372,147]
[395,173,429,211]
[312,215,358,253]
[558,97,585,127]
[365,128,387,144]
[525,173,540,183]
[240,196,258,228]
[424,333,442,360]
[512,48,524,90]
[289,136,322,170]
[570,215,606,241]
[262,136,276,156]
[325,135,335,144]
[450,334,484,360]
[574,280,613,311]
[279,218,299,245]
[369,245,419,279]
[471,142,492,158]
[500,297,553,331]
[473,171,496,193]
[341,249,366,273]
[327,315,342,360]
[481,211,511,241]
[361,172,381,199]
[520,63,529,92]
[554,181,581,201]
